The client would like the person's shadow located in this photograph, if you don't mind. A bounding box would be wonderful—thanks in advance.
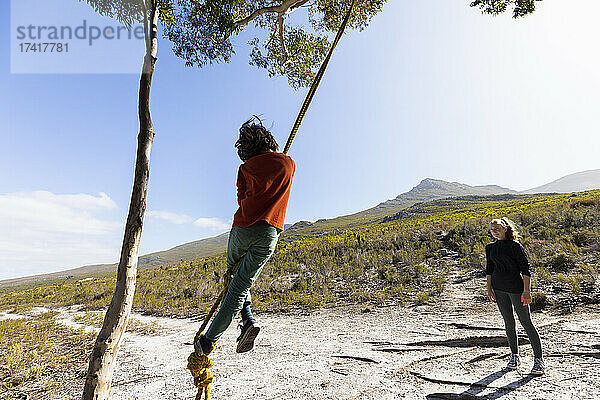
[426,368,537,400]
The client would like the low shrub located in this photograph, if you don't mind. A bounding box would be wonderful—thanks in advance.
[545,252,577,272]
[531,292,548,311]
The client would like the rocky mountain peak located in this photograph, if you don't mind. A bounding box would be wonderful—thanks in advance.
[411,178,447,192]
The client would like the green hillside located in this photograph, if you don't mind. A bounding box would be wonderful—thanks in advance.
[282,178,515,239]
[136,231,230,267]
[2,189,598,316]
[0,178,517,289]
[0,232,230,290]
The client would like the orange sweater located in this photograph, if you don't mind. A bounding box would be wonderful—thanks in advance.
[232,152,295,230]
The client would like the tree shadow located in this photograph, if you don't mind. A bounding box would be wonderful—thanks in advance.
[426,368,537,400]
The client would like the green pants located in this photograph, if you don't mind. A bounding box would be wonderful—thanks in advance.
[204,221,279,342]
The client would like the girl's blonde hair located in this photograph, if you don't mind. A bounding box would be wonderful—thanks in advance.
[491,217,521,241]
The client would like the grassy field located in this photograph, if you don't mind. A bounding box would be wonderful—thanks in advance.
[1,190,599,399]
[0,311,94,400]
[1,190,598,316]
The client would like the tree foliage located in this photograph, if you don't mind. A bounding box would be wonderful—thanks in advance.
[80,0,386,88]
[470,0,540,18]
[80,0,175,27]
[163,0,387,88]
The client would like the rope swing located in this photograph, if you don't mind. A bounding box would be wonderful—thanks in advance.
[283,0,356,154]
[187,2,355,398]
[187,268,235,400]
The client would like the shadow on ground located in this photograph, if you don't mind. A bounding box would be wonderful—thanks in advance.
[426,369,538,400]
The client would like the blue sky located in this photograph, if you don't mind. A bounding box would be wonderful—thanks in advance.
[2,0,600,280]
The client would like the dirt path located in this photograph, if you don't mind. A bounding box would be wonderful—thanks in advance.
[48,266,600,400]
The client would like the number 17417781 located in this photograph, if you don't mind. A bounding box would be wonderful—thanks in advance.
[19,42,69,52]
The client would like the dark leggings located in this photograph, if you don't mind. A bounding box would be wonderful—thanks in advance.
[494,289,543,359]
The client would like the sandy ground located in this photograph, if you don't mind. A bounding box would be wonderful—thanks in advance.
[48,270,600,400]
[4,269,600,400]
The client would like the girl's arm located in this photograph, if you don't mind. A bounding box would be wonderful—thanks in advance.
[515,242,533,305]
[515,242,532,277]
[485,244,495,302]
[486,274,495,302]
[522,275,532,306]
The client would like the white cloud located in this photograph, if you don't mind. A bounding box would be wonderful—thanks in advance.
[0,196,232,281]
[147,210,194,225]
[147,210,230,232]
[0,191,123,280]
[193,217,231,231]
[0,191,121,235]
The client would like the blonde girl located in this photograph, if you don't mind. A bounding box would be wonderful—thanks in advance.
[486,217,544,375]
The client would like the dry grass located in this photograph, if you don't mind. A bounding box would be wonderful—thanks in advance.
[72,311,164,335]
[1,190,598,318]
[0,311,94,399]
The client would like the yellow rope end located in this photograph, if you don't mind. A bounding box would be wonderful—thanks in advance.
[187,352,214,400]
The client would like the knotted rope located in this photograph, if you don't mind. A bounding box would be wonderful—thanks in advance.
[187,352,213,400]
[187,269,235,400]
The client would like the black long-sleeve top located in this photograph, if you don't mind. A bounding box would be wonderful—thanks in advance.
[485,239,531,294]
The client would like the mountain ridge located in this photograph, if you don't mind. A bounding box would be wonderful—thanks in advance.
[520,169,600,194]
[282,178,516,238]
[2,169,598,287]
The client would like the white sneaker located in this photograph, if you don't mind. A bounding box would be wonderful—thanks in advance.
[531,358,545,375]
[506,353,520,370]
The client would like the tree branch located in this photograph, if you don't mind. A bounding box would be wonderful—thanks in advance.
[233,5,280,29]
[277,13,288,63]
[221,0,309,43]
[265,19,279,47]
[286,0,310,15]
[141,0,150,55]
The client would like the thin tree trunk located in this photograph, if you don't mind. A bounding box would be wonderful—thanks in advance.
[82,2,158,399]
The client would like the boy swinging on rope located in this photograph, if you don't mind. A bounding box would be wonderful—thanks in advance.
[195,117,295,355]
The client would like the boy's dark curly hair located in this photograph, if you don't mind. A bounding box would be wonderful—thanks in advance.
[235,117,279,162]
